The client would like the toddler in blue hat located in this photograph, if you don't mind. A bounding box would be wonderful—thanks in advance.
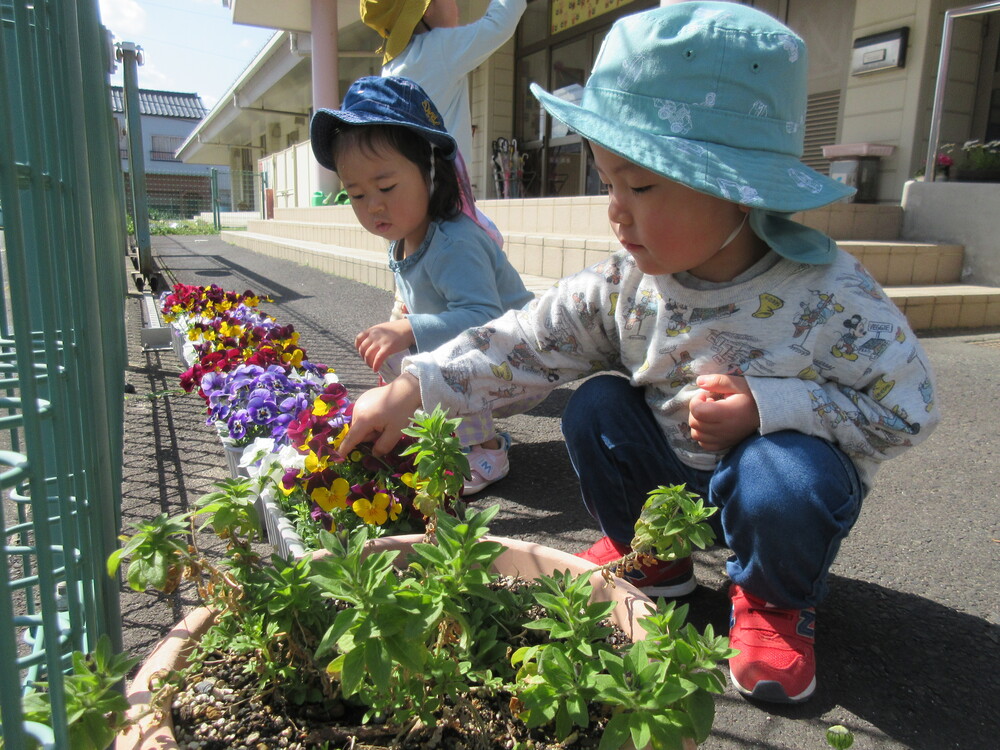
[311,76,540,495]
[337,2,940,705]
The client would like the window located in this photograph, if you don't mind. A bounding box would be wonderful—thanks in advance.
[513,0,657,197]
[150,135,184,161]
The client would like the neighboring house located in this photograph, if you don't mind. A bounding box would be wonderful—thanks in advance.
[178,0,1000,208]
[111,86,234,217]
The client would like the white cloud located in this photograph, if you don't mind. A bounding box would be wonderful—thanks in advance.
[97,0,146,39]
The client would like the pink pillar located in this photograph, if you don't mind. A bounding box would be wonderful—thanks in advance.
[311,0,340,196]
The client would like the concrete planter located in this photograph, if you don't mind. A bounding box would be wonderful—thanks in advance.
[116,537,697,750]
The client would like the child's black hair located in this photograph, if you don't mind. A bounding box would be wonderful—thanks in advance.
[326,125,461,222]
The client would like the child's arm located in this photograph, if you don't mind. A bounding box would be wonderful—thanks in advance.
[356,319,416,373]
[426,0,527,77]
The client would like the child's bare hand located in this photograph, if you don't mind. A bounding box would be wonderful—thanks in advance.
[355,319,415,373]
[687,374,761,452]
[339,373,423,457]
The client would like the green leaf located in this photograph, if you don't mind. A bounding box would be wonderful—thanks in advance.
[684,689,716,744]
[599,713,633,750]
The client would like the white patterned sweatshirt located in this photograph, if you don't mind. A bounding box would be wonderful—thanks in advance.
[402,249,939,491]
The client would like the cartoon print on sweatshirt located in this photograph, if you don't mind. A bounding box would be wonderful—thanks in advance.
[624,288,659,338]
[594,255,624,286]
[807,386,856,429]
[507,341,560,382]
[541,324,580,356]
[663,300,691,336]
[688,302,739,324]
[791,290,845,352]
[753,292,784,318]
[660,348,696,388]
[490,361,512,381]
[465,325,497,353]
[486,381,528,408]
[572,292,603,331]
[838,385,921,439]
[831,315,898,362]
[441,360,475,398]
[910,350,935,412]
[706,330,773,376]
[839,261,884,302]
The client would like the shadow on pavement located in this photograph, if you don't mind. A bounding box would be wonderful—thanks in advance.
[680,574,999,749]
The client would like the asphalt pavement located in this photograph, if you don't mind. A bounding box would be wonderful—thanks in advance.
[120,233,1000,750]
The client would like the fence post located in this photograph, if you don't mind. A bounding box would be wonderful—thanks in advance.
[211,167,220,231]
[116,41,152,278]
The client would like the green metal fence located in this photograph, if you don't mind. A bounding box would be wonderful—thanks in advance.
[0,0,128,747]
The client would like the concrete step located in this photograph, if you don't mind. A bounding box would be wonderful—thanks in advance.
[221,229,1000,333]
[242,219,963,287]
[221,230,556,298]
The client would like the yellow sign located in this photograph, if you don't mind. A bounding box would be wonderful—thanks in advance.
[551,0,634,34]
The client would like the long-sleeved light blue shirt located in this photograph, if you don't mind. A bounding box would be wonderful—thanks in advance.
[389,213,533,353]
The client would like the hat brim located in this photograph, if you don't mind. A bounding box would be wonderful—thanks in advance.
[384,0,432,63]
[531,83,854,213]
[310,107,457,172]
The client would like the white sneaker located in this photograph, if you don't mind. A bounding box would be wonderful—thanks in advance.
[462,432,512,495]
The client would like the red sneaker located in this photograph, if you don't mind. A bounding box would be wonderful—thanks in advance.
[575,535,631,565]
[575,536,696,597]
[728,584,817,703]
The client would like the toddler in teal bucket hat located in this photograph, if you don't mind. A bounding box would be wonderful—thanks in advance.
[532,0,853,263]
[337,1,939,709]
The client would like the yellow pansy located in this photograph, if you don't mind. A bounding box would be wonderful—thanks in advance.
[312,477,350,512]
[388,497,403,521]
[305,451,326,473]
[332,425,349,451]
[352,492,389,525]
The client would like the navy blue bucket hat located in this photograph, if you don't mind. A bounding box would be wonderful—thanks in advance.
[531,2,854,219]
[311,76,457,171]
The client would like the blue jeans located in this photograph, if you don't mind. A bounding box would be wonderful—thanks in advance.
[561,375,865,609]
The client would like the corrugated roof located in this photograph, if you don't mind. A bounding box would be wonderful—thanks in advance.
[110,86,207,119]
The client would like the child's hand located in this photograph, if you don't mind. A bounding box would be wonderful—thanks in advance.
[355,319,416,373]
[339,373,424,457]
[687,374,761,452]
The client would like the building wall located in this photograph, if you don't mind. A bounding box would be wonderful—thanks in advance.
[838,0,988,202]
[469,0,518,200]
[117,113,220,177]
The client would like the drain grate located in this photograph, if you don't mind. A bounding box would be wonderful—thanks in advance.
[969,338,1000,348]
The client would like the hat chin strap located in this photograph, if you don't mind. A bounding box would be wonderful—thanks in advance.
[428,147,436,198]
[717,212,749,251]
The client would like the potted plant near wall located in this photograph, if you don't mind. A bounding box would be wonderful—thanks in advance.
[941,139,1000,182]
[112,406,733,750]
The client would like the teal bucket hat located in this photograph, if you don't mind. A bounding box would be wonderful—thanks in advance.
[531,1,854,262]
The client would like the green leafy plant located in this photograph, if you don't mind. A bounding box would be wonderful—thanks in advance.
[940,140,1000,174]
[110,406,732,748]
[599,484,718,587]
[399,404,470,523]
[19,635,140,750]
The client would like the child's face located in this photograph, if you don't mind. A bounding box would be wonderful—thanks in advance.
[338,143,431,252]
[591,143,760,282]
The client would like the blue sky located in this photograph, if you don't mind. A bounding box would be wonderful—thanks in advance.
[97,0,276,109]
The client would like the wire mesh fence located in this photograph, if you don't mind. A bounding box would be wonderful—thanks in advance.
[0,0,129,746]
[122,168,264,223]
